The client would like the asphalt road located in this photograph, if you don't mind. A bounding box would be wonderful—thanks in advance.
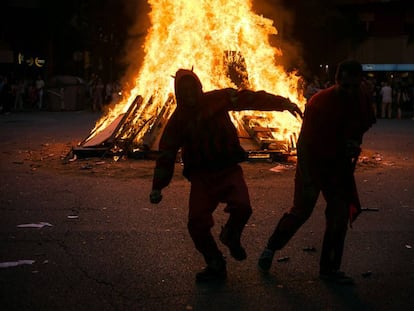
[0,111,413,311]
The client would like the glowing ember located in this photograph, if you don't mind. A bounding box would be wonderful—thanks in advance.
[86,0,305,152]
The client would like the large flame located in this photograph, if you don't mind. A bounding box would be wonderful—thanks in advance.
[89,0,305,150]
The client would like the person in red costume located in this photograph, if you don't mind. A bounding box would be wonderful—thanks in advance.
[150,68,302,282]
[258,59,376,284]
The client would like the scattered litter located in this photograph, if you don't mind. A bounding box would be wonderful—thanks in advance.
[270,164,293,173]
[17,222,53,228]
[277,284,284,288]
[68,154,77,162]
[0,260,35,268]
[95,161,106,165]
[67,215,79,219]
[270,165,285,173]
[362,271,372,278]
[80,165,93,170]
[303,247,317,252]
[276,256,289,262]
[373,153,382,161]
[361,208,379,212]
[405,244,412,249]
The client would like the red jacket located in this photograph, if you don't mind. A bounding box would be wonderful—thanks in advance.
[152,69,294,191]
[298,85,375,159]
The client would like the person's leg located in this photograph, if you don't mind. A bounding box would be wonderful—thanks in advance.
[319,197,349,274]
[188,174,226,281]
[258,166,319,271]
[319,168,353,284]
[219,165,252,261]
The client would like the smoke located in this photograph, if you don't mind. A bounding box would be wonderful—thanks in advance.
[252,0,305,74]
[118,0,151,90]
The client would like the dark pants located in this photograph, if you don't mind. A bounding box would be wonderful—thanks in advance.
[266,158,351,273]
[187,164,252,263]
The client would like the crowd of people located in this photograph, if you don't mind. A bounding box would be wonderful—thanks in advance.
[0,74,45,114]
[2,69,414,118]
[303,73,414,120]
[86,73,122,112]
[0,72,121,114]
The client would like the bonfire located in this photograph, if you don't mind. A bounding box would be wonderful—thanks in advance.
[74,0,305,161]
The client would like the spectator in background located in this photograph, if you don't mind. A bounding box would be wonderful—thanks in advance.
[35,75,45,110]
[380,81,393,119]
[0,76,14,114]
[105,81,113,104]
[92,77,104,111]
[304,80,320,102]
[396,84,410,120]
[14,79,26,111]
[27,81,38,109]
[362,77,377,118]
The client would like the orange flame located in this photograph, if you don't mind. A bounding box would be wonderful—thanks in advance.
[88,0,305,150]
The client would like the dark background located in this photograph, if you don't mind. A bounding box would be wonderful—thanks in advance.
[1,0,413,82]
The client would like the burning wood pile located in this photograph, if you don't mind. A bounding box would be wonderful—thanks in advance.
[72,0,305,162]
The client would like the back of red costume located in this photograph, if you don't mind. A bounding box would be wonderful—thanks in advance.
[299,85,375,159]
[153,69,293,190]
[151,68,301,280]
[153,70,245,189]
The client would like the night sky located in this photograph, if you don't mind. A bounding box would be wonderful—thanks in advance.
[1,0,411,81]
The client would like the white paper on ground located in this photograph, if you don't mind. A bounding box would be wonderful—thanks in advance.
[17,222,53,228]
[0,260,35,268]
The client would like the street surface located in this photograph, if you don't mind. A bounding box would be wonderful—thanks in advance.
[0,111,413,311]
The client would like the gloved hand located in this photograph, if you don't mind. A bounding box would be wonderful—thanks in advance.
[149,189,163,204]
[287,100,303,119]
[345,140,361,158]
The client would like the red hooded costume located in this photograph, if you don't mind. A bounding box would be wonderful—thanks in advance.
[262,60,376,277]
[151,68,300,269]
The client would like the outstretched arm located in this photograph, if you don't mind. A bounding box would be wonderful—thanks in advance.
[231,89,303,119]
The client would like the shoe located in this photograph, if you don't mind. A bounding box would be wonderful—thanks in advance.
[257,248,275,272]
[219,226,247,261]
[196,258,227,282]
[319,271,354,285]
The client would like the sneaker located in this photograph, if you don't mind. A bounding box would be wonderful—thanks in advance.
[196,258,227,282]
[219,226,247,261]
[257,248,275,272]
[319,271,354,285]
